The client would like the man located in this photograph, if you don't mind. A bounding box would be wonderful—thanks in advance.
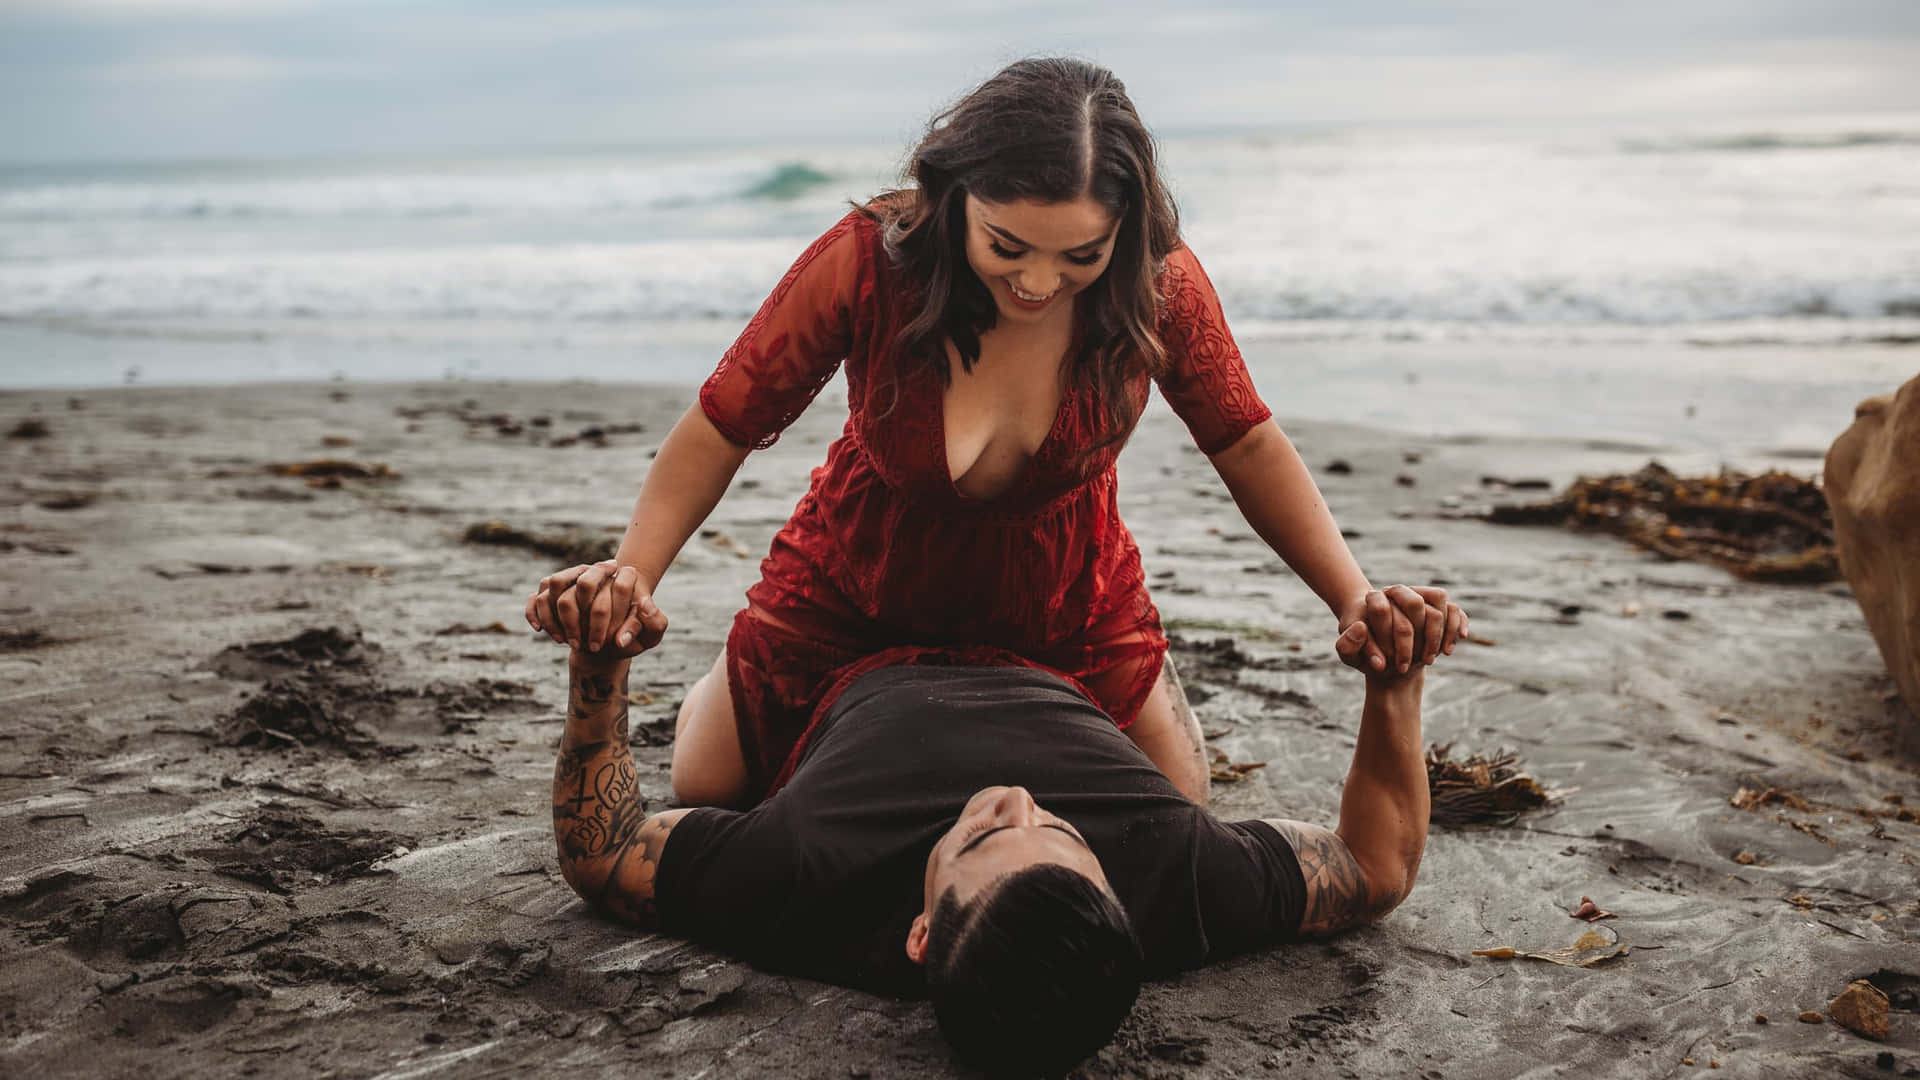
[550,614,1440,1075]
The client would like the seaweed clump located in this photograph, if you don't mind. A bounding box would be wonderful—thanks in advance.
[463,521,616,565]
[1485,461,1836,583]
[1426,743,1553,825]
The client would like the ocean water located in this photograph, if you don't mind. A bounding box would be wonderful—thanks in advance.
[2,117,1916,449]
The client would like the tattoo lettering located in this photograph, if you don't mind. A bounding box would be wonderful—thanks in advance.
[553,660,670,926]
[1267,821,1387,936]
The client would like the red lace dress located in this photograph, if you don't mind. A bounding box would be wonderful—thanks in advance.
[698,208,1271,797]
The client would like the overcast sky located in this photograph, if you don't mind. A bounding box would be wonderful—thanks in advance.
[4,0,1918,163]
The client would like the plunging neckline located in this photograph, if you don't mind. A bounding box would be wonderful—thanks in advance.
[937,314,1085,505]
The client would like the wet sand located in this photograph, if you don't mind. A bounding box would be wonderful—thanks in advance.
[1,379,1914,1078]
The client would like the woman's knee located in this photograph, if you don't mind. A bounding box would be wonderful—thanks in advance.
[670,659,750,807]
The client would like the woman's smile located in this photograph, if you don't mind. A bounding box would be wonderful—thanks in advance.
[1005,280,1057,308]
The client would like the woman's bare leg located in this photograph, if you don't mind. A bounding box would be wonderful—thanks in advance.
[1124,654,1210,805]
[670,649,751,808]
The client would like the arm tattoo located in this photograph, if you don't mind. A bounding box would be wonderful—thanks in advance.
[1265,820,1390,937]
[553,662,680,928]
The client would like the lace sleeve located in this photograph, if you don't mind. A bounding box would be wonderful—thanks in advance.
[1152,245,1272,455]
[698,212,867,450]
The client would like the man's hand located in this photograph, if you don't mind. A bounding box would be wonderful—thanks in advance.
[526,560,669,657]
[1334,585,1467,676]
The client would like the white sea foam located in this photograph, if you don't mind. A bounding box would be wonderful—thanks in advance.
[2,122,1917,358]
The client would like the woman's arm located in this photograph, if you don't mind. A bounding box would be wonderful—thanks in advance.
[1208,419,1368,616]
[532,214,867,652]
[1206,420,1463,675]
[531,402,749,651]
[614,401,751,592]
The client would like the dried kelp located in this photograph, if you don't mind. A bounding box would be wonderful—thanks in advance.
[1426,742,1554,825]
[1207,748,1268,784]
[266,459,396,480]
[462,521,616,565]
[1485,462,1837,583]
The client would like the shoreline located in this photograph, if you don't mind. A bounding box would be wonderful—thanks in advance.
[1,379,1914,1077]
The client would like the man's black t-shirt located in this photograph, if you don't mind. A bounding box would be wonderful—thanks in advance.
[653,664,1306,996]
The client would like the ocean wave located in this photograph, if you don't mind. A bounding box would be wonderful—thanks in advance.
[0,158,843,223]
[1620,131,1920,153]
[4,244,1916,337]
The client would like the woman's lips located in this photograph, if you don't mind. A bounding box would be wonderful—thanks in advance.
[1005,280,1055,309]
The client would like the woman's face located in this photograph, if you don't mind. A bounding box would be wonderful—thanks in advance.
[962,191,1119,326]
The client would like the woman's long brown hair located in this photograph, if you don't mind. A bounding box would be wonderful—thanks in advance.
[855,57,1182,461]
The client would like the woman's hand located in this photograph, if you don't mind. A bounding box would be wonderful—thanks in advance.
[525,560,670,658]
[1334,585,1467,675]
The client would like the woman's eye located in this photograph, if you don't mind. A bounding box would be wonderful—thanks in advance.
[988,240,1102,266]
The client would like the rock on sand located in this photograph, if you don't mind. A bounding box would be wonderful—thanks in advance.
[1825,372,1920,720]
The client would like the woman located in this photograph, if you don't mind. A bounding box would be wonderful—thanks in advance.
[527,58,1465,807]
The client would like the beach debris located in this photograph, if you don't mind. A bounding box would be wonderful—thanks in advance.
[266,459,397,489]
[0,628,53,652]
[1754,1013,1768,1024]
[462,521,616,565]
[1826,373,1920,717]
[1732,851,1760,865]
[7,418,50,439]
[1481,475,1552,490]
[1730,786,1813,812]
[1827,980,1890,1041]
[550,422,646,448]
[1324,459,1353,475]
[1208,748,1268,783]
[433,621,512,636]
[1485,461,1837,584]
[699,528,755,559]
[1396,474,1417,487]
[1472,926,1629,968]
[1568,896,1615,921]
[36,491,95,511]
[1425,742,1554,825]
[1799,1010,1824,1024]
[321,435,354,447]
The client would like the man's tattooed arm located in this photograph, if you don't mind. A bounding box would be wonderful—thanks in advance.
[1261,820,1398,936]
[1261,667,1429,937]
[552,655,690,928]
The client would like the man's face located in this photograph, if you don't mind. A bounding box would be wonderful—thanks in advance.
[962,193,1118,326]
[906,785,1111,963]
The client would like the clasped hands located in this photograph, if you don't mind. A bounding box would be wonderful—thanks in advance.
[526,561,1468,678]
[1334,585,1467,678]
[525,560,666,662]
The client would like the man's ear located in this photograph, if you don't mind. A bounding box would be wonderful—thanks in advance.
[905,911,930,965]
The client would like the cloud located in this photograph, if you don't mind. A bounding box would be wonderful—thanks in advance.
[93,49,360,82]
[2,0,1916,162]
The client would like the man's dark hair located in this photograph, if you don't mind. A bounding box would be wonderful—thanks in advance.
[925,863,1143,1076]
